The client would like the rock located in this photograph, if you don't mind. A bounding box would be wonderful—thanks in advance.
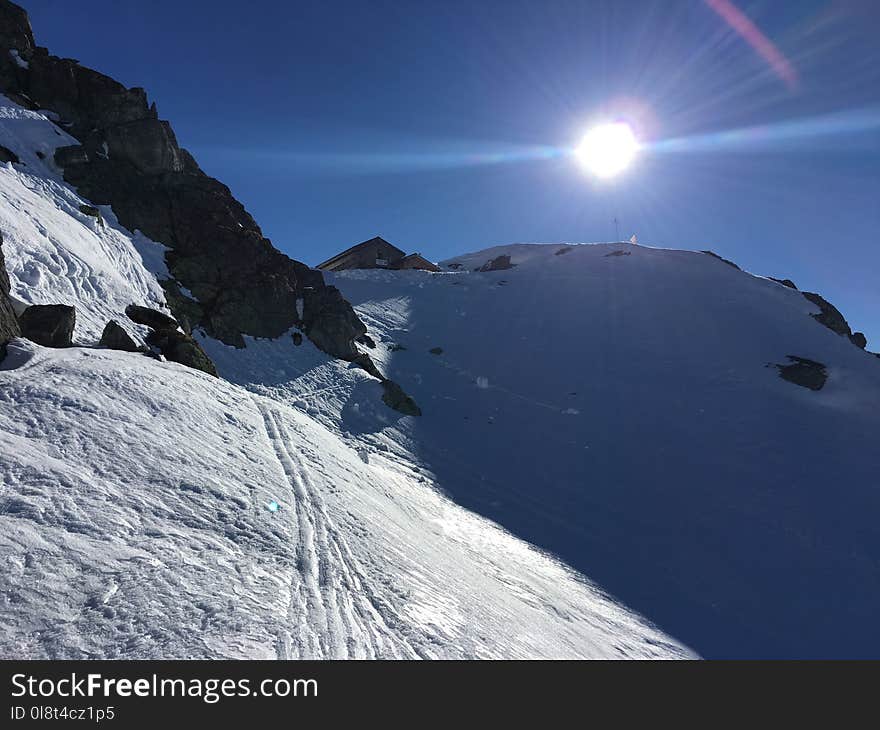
[350,353,383,380]
[292,332,303,346]
[777,356,827,391]
[446,262,463,270]
[555,247,572,256]
[802,292,852,337]
[145,328,217,377]
[125,304,178,331]
[381,379,421,416]
[475,254,514,272]
[605,250,631,257]
[0,144,20,164]
[701,250,740,270]
[850,332,867,349]
[301,285,365,359]
[429,347,443,355]
[356,333,376,349]
[19,303,75,347]
[78,203,101,220]
[387,343,406,352]
[0,232,22,359]
[99,320,141,352]
[770,277,797,290]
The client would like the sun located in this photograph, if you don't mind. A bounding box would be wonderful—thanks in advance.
[575,122,639,178]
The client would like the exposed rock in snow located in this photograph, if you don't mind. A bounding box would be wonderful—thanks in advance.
[99,320,142,353]
[777,355,827,391]
[18,303,75,347]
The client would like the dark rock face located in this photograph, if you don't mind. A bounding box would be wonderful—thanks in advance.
[144,328,217,377]
[770,277,798,290]
[0,0,366,362]
[429,347,443,355]
[0,233,22,359]
[124,304,216,376]
[99,320,141,352]
[475,254,514,272]
[125,304,178,331]
[78,203,101,220]
[802,292,853,337]
[777,356,827,391]
[555,247,572,256]
[356,333,376,349]
[0,144,20,164]
[381,380,421,416]
[701,250,740,270]
[19,304,75,347]
[292,332,303,346]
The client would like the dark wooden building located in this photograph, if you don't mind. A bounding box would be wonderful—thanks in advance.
[317,236,440,273]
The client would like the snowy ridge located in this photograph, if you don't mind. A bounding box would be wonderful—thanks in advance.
[0,94,170,341]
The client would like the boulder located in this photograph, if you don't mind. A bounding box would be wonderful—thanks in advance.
[777,356,827,391]
[0,232,21,359]
[99,320,141,352]
[125,304,178,330]
[475,254,514,272]
[292,331,303,346]
[145,328,217,377]
[429,347,443,355]
[19,303,75,347]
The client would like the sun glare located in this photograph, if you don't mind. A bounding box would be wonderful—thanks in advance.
[575,122,639,178]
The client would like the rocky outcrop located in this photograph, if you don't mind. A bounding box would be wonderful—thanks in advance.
[777,356,827,391]
[19,304,75,347]
[0,233,21,359]
[124,304,216,376]
[476,254,514,272]
[381,380,421,417]
[770,277,797,290]
[0,0,365,362]
[701,250,740,270]
[802,291,868,349]
[99,320,142,352]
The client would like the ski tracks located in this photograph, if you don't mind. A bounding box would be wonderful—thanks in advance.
[256,400,418,659]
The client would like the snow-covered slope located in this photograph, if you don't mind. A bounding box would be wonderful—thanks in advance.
[0,94,170,341]
[0,340,688,659]
[314,243,879,659]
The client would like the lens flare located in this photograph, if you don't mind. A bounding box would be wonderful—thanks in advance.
[575,122,639,178]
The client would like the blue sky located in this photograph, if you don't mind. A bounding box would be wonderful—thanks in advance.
[20,0,880,344]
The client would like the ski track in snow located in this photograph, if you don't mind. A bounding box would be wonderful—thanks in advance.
[257,402,418,659]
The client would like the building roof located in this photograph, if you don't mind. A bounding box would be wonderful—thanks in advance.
[316,236,406,270]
